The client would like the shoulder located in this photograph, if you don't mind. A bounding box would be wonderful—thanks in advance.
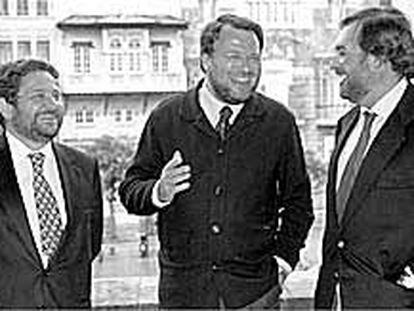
[254,92,296,123]
[53,143,97,168]
[150,91,188,118]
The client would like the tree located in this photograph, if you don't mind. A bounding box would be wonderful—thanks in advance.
[81,135,135,242]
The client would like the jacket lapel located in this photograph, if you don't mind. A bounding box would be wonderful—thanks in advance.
[180,81,218,139]
[328,106,359,225]
[0,133,42,265]
[340,84,414,227]
[52,144,82,248]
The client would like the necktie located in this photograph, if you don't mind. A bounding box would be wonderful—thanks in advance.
[28,152,63,261]
[215,106,233,140]
[336,111,376,221]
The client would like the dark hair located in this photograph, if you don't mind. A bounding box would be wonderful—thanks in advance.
[200,14,264,72]
[340,7,414,78]
[0,59,59,106]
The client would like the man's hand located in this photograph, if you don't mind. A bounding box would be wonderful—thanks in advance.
[157,150,191,203]
[397,265,414,289]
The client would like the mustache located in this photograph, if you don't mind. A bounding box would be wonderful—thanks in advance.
[35,110,62,117]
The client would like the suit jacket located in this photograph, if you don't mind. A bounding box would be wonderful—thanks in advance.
[0,132,103,308]
[315,81,414,309]
[119,81,314,308]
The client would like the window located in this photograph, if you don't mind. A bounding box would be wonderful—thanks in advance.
[247,1,260,21]
[36,0,48,16]
[126,109,133,122]
[0,0,8,15]
[75,109,94,123]
[73,42,92,73]
[114,110,121,122]
[17,0,28,15]
[75,110,84,123]
[151,41,170,73]
[36,40,50,61]
[0,41,12,65]
[109,38,123,72]
[17,41,31,59]
[128,39,141,72]
[85,110,94,123]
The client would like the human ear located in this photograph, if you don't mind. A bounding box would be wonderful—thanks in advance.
[200,53,212,73]
[0,97,14,122]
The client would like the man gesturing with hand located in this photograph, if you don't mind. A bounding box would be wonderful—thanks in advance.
[119,14,313,309]
[155,150,191,205]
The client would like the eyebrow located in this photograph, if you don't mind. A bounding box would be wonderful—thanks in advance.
[335,44,346,51]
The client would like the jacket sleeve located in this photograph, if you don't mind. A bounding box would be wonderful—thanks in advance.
[118,112,165,216]
[274,115,314,269]
[90,159,103,259]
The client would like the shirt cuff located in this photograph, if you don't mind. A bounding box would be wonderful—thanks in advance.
[274,255,293,274]
[151,180,171,208]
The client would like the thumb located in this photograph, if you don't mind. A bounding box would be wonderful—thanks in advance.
[164,150,183,171]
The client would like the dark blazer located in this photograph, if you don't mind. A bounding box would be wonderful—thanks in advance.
[0,132,103,308]
[119,82,314,308]
[315,81,414,309]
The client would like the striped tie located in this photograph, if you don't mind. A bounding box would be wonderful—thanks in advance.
[336,111,376,221]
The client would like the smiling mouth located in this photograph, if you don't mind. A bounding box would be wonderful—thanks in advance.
[37,114,59,123]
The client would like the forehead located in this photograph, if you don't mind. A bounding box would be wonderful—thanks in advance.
[334,22,361,51]
[19,70,60,92]
[215,24,260,53]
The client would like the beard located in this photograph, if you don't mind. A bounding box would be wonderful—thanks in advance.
[339,76,369,103]
[208,72,259,105]
[32,113,63,141]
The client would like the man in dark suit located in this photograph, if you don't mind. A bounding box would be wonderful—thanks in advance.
[119,14,314,309]
[0,59,103,308]
[315,7,414,309]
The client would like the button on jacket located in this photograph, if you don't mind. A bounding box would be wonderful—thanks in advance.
[119,81,314,308]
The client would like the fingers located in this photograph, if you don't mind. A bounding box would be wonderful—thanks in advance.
[163,150,183,171]
[158,150,192,203]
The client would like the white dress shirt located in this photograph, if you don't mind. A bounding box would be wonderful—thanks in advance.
[6,131,67,268]
[336,78,407,190]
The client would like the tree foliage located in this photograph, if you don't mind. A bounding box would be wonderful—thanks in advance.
[81,135,135,201]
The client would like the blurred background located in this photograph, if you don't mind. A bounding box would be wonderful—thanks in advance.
[1,0,413,308]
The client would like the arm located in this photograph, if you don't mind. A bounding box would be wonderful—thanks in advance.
[274,116,314,269]
[90,159,103,259]
[118,114,165,216]
[119,113,191,216]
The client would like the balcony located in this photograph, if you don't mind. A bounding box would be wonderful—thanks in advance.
[61,71,187,94]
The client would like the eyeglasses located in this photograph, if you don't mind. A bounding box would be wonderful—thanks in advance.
[17,89,63,104]
[223,53,261,68]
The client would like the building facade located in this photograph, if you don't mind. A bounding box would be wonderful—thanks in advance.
[56,15,188,145]
[0,0,188,146]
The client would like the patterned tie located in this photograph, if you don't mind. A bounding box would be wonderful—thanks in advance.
[28,152,63,260]
[215,106,233,140]
[336,111,376,221]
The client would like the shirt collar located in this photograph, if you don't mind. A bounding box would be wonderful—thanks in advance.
[199,81,244,125]
[362,78,407,118]
[6,130,54,161]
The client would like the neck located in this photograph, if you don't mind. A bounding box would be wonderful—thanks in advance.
[358,74,403,108]
[7,127,47,151]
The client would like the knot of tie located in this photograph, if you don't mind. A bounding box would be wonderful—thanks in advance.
[362,111,376,132]
[28,152,46,171]
[219,106,233,121]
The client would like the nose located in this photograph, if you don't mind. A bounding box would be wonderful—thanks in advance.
[329,56,342,73]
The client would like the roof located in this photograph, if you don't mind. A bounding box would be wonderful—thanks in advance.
[57,14,188,29]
